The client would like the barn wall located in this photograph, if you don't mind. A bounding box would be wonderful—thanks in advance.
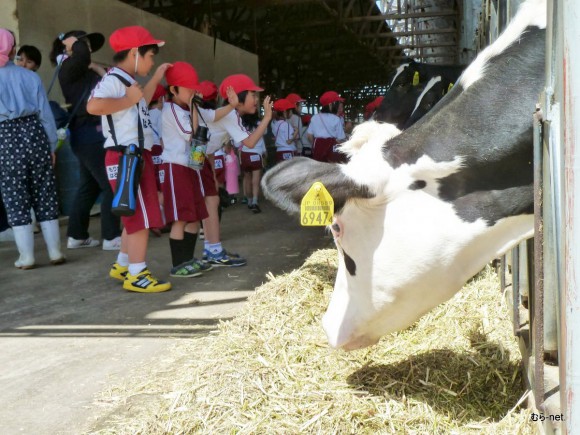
[0,0,258,103]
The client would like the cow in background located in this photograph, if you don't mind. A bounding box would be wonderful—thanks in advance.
[374,61,464,128]
[262,0,546,351]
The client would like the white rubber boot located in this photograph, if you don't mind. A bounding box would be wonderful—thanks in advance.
[40,219,66,265]
[12,224,35,269]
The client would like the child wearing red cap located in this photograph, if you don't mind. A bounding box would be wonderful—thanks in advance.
[87,25,172,293]
[159,61,213,278]
[197,74,272,261]
[307,90,347,163]
[286,93,305,155]
[272,98,298,163]
[235,114,268,214]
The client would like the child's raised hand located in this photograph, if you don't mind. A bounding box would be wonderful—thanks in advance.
[226,86,239,107]
[126,83,144,104]
[153,63,173,80]
[262,95,273,119]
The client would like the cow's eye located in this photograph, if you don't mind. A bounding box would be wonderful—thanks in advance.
[331,220,342,238]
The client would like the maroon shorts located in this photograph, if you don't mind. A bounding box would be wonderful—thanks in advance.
[160,163,208,224]
[213,153,226,186]
[312,137,337,162]
[105,149,164,235]
[151,144,163,190]
[240,151,263,172]
[276,150,295,163]
[199,158,218,197]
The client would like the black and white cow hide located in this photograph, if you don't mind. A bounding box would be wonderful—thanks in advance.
[262,0,546,351]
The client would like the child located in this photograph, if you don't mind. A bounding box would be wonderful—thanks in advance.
[199,74,272,260]
[0,28,65,269]
[286,93,305,154]
[272,98,298,163]
[307,90,347,163]
[160,61,213,278]
[87,25,171,293]
[16,45,42,71]
[300,114,313,157]
[236,113,267,213]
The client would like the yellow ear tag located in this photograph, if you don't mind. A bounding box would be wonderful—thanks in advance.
[412,71,420,86]
[300,182,334,226]
[447,82,454,92]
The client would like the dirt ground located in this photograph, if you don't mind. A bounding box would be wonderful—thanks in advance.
[0,199,332,434]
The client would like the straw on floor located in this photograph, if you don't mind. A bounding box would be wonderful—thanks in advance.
[92,249,532,434]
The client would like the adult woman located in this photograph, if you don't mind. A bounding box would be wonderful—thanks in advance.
[49,30,121,250]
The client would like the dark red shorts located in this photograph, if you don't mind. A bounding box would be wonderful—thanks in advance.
[213,153,226,186]
[240,151,264,172]
[105,149,164,234]
[199,158,218,197]
[159,163,208,224]
[276,150,295,163]
[312,137,337,162]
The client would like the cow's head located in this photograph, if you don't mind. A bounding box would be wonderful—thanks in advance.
[262,121,533,351]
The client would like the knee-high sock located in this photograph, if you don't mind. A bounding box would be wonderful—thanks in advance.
[184,231,198,261]
[170,237,192,267]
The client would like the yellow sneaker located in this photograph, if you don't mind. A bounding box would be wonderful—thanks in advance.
[110,262,129,281]
[123,268,172,293]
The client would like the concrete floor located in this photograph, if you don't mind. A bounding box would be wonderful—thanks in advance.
[0,200,331,434]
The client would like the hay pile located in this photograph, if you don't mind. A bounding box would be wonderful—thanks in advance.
[93,249,532,434]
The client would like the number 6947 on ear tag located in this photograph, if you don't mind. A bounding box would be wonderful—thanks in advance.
[300,182,334,226]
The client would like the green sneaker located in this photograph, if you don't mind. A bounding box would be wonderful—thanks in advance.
[170,260,203,278]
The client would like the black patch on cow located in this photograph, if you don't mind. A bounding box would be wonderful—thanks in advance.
[409,180,427,190]
[343,250,356,276]
[261,157,374,215]
[380,26,545,224]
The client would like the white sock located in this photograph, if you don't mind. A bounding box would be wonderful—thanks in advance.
[208,242,222,255]
[204,241,210,251]
[129,262,147,275]
[117,252,129,267]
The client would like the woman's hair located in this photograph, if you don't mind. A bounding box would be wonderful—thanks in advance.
[49,30,86,66]
[241,113,259,132]
[199,99,217,110]
[112,44,159,63]
[320,101,340,114]
[17,45,42,67]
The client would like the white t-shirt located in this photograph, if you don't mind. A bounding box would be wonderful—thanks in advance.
[288,113,303,151]
[90,67,155,150]
[201,108,251,154]
[160,102,191,167]
[306,112,346,140]
[272,119,296,152]
[301,125,313,149]
[149,107,162,145]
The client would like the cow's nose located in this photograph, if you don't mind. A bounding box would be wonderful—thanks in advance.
[340,335,380,351]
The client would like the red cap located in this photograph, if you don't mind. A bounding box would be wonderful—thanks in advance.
[219,74,263,98]
[286,93,305,105]
[320,91,344,106]
[273,98,295,112]
[198,80,218,101]
[109,26,165,53]
[372,96,384,107]
[152,84,167,102]
[301,114,312,125]
[165,61,200,91]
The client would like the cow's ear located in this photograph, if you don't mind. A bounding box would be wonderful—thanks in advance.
[261,157,373,215]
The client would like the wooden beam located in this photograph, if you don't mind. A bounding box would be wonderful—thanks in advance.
[377,42,457,50]
[363,28,457,38]
[345,9,457,22]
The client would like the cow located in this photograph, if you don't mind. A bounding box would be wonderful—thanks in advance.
[374,60,465,128]
[261,0,546,351]
[403,76,448,128]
